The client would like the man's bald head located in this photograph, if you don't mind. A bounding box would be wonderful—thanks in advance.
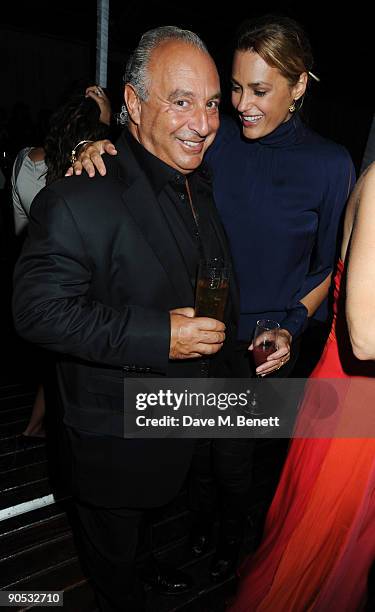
[119,26,211,125]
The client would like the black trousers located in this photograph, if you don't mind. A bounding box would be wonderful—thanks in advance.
[73,501,145,611]
[189,341,255,539]
[188,336,302,538]
[189,437,255,536]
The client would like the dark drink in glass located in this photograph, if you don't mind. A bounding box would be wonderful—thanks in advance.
[253,340,277,367]
[252,319,280,372]
[248,320,280,417]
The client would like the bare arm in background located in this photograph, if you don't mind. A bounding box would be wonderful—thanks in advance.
[346,163,375,360]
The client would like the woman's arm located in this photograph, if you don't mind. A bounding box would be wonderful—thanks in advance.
[281,149,355,340]
[85,86,112,126]
[346,164,375,360]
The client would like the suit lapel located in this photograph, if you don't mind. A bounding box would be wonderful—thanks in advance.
[115,136,194,305]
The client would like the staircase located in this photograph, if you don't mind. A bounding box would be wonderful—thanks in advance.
[0,369,290,611]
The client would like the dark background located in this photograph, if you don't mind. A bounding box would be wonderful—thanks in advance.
[0,6,374,605]
[1,0,374,170]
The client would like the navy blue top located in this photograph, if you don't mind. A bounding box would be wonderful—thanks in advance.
[205,114,355,340]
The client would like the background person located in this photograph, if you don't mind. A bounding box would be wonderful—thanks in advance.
[12,84,111,237]
[11,84,111,439]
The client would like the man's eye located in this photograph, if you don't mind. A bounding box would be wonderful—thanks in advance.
[207,100,219,110]
[175,100,189,107]
[254,91,266,97]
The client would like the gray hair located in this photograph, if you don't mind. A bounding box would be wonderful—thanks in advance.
[118,26,209,125]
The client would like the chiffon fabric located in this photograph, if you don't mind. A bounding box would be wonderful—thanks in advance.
[229,260,375,611]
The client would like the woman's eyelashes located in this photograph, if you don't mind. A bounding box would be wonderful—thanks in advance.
[230,83,267,97]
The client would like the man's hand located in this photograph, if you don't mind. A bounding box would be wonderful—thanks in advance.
[169,307,226,359]
[65,140,117,177]
[249,328,292,376]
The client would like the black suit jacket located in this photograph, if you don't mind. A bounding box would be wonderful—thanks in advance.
[13,131,239,508]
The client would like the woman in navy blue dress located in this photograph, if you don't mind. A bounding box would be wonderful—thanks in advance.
[205,16,354,376]
[70,16,354,583]
[195,16,353,581]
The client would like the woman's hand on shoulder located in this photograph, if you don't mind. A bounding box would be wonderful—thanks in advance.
[65,140,117,178]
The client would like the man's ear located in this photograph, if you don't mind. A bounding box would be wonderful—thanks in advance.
[124,84,141,125]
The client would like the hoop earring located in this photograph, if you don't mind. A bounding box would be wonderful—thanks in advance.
[296,96,305,112]
[289,101,296,113]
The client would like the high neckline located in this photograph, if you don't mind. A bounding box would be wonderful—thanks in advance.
[245,113,304,148]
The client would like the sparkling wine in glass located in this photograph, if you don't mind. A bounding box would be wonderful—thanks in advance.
[195,257,230,322]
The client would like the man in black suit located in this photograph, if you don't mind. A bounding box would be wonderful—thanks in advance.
[13,26,237,611]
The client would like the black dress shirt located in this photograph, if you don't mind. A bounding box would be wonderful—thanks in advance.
[125,129,232,376]
[125,130,225,290]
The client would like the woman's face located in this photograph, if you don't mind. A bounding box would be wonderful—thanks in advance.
[231,49,306,140]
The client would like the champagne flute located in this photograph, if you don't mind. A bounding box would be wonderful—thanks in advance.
[194,257,230,322]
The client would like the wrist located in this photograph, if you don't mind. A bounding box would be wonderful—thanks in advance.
[70,140,94,164]
[280,302,309,338]
[100,112,111,126]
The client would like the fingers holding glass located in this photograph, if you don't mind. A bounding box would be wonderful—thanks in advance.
[252,319,280,376]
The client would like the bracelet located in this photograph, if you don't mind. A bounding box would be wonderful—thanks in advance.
[70,140,94,165]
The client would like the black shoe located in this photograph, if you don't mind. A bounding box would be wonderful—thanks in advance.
[18,434,45,449]
[142,566,193,595]
[190,528,211,557]
[210,540,240,583]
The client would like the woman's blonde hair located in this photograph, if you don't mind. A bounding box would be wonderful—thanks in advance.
[236,15,314,87]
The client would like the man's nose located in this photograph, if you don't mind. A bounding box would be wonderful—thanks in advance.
[189,106,210,136]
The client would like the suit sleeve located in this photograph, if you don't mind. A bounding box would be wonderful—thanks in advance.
[13,187,171,372]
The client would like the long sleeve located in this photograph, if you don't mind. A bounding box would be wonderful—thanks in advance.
[298,149,355,300]
[13,187,170,372]
[281,148,356,336]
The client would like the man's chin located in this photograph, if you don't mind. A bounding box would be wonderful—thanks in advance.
[177,154,205,174]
